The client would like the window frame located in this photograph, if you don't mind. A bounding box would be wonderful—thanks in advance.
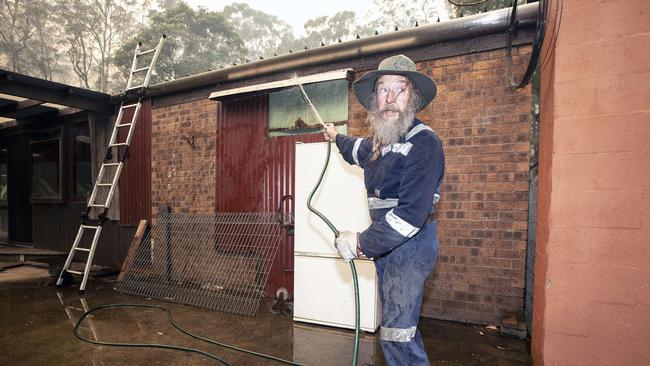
[29,134,64,203]
[267,78,349,137]
[67,121,93,203]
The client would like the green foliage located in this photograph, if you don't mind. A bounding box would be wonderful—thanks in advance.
[448,0,524,18]
[363,0,445,33]
[0,0,58,78]
[222,2,295,60]
[53,0,138,92]
[302,11,358,47]
[114,2,245,84]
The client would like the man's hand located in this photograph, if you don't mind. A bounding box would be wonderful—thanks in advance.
[323,123,337,141]
[335,231,358,262]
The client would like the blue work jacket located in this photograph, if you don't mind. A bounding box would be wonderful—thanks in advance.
[335,119,445,258]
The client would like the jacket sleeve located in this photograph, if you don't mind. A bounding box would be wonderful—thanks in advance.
[335,134,372,168]
[358,135,444,258]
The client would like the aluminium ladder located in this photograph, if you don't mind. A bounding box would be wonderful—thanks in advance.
[57,35,166,293]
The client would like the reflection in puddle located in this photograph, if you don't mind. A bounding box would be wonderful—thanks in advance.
[55,291,105,366]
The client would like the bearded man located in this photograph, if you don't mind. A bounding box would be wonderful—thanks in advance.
[324,54,445,365]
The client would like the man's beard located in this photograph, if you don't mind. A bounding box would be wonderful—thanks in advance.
[368,92,421,160]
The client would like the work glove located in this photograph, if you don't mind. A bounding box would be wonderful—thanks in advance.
[335,231,359,263]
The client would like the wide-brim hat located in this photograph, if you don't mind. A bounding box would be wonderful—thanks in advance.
[353,54,437,112]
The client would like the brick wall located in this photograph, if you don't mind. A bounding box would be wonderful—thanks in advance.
[151,99,217,218]
[348,45,533,324]
[534,0,650,365]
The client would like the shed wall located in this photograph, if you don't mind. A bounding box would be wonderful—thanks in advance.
[150,44,533,324]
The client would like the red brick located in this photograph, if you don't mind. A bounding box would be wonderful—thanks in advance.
[151,100,217,214]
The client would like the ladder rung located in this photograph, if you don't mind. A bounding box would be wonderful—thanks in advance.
[96,183,112,187]
[132,66,149,73]
[89,204,106,208]
[74,247,91,252]
[103,163,120,167]
[115,123,133,128]
[67,270,84,275]
[121,103,139,109]
[138,48,156,56]
[127,84,144,91]
[109,142,128,147]
[81,225,100,230]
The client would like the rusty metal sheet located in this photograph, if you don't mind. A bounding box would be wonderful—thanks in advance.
[119,99,152,225]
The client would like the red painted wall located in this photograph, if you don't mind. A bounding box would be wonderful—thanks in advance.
[216,95,322,294]
[534,0,650,364]
[119,99,152,225]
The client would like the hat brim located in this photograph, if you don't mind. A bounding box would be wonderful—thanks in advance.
[353,70,437,112]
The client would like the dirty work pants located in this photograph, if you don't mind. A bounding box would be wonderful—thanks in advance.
[374,219,439,366]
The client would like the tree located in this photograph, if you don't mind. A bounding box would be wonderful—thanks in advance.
[55,0,138,92]
[447,0,522,18]
[0,0,51,74]
[363,0,448,35]
[301,11,359,47]
[30,1,62,81]
[222,2,295,60]
[114,1,245,85]
[55,1,95,89]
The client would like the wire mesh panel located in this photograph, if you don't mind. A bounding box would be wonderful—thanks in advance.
[115,212,285,316]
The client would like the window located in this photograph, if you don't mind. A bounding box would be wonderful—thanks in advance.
[268,79,349,137]
[31,138,62,200]
[71,123,92,200]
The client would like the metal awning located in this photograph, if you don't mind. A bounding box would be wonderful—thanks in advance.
[209,69,352,100]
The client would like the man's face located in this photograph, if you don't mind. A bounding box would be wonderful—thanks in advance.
[368,74,419,156]
[376,74,412,121]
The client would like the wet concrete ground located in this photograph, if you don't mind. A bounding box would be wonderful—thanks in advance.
[0,266,531,365]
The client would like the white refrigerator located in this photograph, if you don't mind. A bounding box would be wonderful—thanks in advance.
[293,141,381,332]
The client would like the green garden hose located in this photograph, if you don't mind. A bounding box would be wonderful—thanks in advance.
[73,303,303,366]
[306,139,361,366]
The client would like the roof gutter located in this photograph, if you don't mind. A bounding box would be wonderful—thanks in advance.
[134,2,538,100]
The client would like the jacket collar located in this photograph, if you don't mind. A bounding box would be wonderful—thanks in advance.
[399,118,422,142]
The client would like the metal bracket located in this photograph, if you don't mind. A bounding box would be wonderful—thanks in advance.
[180,135,195,149]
